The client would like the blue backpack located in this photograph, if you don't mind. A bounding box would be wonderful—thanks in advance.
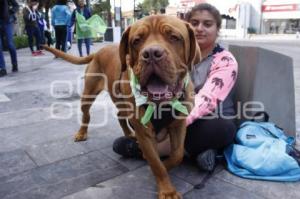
[224,112,300,182]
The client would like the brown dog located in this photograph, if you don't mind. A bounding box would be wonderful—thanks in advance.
[44,15,200,199]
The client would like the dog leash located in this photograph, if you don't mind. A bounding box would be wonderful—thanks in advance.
[129,68,189,126]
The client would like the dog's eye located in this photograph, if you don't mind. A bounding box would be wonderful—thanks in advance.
[169,34,181,42]
[132,38,141,46]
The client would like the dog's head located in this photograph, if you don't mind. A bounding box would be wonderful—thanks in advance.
[120,15,201,102]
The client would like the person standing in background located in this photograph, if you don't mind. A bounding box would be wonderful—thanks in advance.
[0,0,19,76]
[43,18,53,47]
[37,8,45,45]
[70,0,91,57]
[67,0,76,50]
[38,6,53,47]
[51,0,71,52]
[23,0,44,56]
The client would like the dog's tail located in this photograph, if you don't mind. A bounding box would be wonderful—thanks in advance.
[43,45,94,65]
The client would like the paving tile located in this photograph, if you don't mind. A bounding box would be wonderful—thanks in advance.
[184,177,264,199]
[0,118,80,152]
[214,169,300,199]
[62,187,119,199]
[25,137,89,166]
[25,132,118,166]
[0,93,10,102]
[0,108,118,149]
[63,166,193,199]
[0,107,58,129]
[1,70,82,94]
[101,147,146,171]
[0,90,54,113]
[0,149,37,178]
[0,150,128,199]
[169,157,214,185]
[0,98,113,130]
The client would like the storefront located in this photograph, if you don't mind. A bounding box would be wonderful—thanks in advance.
[262,0,300,34]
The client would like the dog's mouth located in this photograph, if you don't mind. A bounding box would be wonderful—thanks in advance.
[141,74,183,102]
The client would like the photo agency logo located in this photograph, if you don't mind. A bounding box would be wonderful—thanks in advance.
[49,72,266,124]
[50,73,111,126]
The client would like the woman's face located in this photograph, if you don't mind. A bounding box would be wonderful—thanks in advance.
[78,0,85,7]
[30,1,38,7]
[189,10,219,49]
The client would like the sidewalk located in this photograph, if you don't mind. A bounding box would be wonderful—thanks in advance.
[0,43,300,199]
[221,33,300,43]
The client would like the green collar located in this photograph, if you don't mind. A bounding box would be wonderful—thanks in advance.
[129,69,189,126]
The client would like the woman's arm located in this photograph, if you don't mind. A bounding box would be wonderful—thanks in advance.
[86,7,92,19]
[186,51,238,125]
[69,10,77,27]
[51,7,55,26]
[22,8,31,24]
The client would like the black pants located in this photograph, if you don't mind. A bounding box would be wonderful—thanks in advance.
[25,26,41,52]
[44,31,53,46]
[184,118,237,157]
[54,25,67,52]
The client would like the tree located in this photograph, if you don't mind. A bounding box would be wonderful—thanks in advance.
[134,3,148,19]
[92,0,112,26]
[141,0,169,15]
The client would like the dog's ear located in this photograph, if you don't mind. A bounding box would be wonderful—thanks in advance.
[119,26,131,72]
[185,23,201,70]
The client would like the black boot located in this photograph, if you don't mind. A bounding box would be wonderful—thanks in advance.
[113,136,143,159]
[196,149,217,172]
[0,68,7,77]
[12,64,18,72]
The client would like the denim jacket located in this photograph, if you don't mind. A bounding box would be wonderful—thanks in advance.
[51,5,71,26]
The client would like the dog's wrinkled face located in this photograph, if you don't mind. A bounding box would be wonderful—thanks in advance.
[120,15,200,102]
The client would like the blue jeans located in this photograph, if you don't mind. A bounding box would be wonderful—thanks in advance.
[67,26,72,44]
[77,38,91,57]
[0,22,18,69]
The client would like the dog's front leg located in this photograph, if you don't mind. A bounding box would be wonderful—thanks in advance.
[163,119,186,171]
[136,134,182,199]
[133,124,182,199]
[74,74,103,142]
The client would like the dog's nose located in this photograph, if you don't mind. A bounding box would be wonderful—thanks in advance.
[142,46,165,62]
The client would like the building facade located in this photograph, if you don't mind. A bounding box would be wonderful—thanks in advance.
[261,0,300,34]
[172,0,300,37]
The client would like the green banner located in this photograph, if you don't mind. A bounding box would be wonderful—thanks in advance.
[76,12,107,39]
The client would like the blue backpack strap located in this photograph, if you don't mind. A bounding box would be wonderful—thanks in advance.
[251,111,269,122]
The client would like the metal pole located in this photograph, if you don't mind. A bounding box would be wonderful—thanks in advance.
[107,0,112,27]
[133,0,135,21]
[114,0,116,27]
[119,0,122,27]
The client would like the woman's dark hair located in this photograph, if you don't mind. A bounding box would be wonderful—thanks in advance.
[27,0,38,3]
[56,0,68,5]
[185,3,222,30]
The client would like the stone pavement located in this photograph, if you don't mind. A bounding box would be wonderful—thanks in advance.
[0,42,300,199]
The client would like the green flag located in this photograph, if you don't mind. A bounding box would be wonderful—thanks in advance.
[76,12,107,39]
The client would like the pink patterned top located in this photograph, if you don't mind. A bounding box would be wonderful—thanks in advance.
[186,45,238,126]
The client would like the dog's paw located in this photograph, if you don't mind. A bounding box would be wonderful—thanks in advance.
[158,190,182,199]
[74,132,87,142]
